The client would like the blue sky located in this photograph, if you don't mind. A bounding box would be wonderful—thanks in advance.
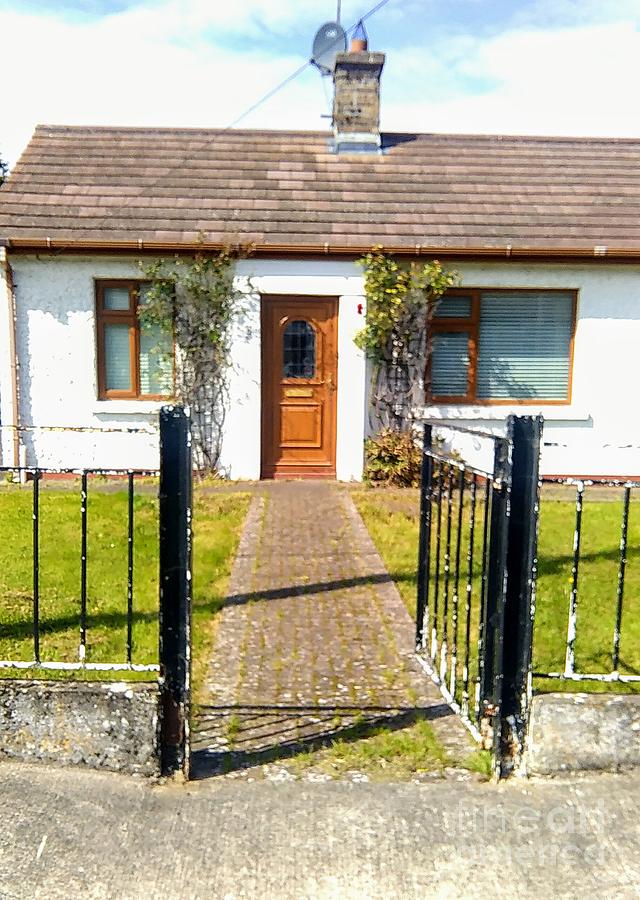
[1,0,639,165]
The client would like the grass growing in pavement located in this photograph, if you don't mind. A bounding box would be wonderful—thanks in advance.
[190,491,251,703]
[0,481,249,693]
[352,485,640,694]
[287,718,492,782]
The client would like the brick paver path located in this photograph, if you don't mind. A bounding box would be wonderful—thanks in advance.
[193,482,470,775]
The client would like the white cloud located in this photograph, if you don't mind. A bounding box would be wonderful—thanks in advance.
[0,4,330,165]
[66,0,363,42]
[1,4,640,167]
[383,21,640,137]
[514,0,640,28]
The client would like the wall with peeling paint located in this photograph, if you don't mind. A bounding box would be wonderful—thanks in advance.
[3,254,640,478]
[2,254,368,479]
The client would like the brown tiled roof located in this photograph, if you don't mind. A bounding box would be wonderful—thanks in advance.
[2,124,640,255]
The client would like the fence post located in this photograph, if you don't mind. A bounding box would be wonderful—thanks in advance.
[416,422,433,650]
[497,414,542,777]
[479,426,512,759]
[159,405,192,779]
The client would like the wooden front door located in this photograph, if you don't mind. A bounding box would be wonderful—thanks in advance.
[261,296,338,479]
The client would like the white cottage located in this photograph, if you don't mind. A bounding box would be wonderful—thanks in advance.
[1,44,640,479]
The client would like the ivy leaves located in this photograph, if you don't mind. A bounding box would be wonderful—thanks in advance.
[354,247,459,432]
[354,247,459,363]
[140,250,251,473]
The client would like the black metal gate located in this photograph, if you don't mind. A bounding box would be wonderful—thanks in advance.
[0,406,193,780]
[415,415,542,777]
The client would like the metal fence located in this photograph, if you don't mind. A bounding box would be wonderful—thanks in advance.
[0,465,159,673]
[0,408,193,778]
[414,425,507,741]
[415,416,542,777]
[533,476,640,685]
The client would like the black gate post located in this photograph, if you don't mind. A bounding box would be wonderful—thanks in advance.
[159,405,193,779]
[416,422,433,650]
[479,426,512,760]
[497,414,542,777]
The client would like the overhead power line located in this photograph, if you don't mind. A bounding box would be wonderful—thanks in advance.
[226,61,312,129]
[94,0,395,227]
[226,0,395,129]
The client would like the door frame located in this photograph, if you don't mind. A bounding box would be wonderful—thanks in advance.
[260,294,339,479]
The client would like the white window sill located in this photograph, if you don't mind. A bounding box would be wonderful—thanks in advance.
[93,400,169,415]
[417,405,591,423]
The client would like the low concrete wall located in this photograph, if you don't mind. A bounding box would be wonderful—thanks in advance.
[526,692,640,775]
[0,680,160,775]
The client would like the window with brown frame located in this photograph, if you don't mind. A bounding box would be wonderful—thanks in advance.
[428,288,576,404]
[96,280,174,400]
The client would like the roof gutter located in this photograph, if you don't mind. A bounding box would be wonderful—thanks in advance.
[1,238,639,261]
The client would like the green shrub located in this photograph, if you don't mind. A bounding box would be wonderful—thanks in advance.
[363,429,423,487]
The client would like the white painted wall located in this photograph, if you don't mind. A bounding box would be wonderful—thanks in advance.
[421,261,640,477]
[4,254,640,478]
[224,260,367,480]
[336,293,367,481]
[4,255,161,470]
[0,249,17,466]
[217,287,262,480]
[4,255,367,478]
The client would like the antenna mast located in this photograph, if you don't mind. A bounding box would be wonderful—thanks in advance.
[336,1,341,24]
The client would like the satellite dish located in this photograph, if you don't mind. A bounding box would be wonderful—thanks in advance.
[311,21,347,75]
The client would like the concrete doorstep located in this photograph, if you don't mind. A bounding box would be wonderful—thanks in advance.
[1,759,639,900]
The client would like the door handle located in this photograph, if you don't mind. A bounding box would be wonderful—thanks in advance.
[327,374,336,393]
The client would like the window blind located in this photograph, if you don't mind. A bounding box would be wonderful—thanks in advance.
[434,296,472,318]
[476,292,573,400]
[431,331,470,397]
[103,287,130,311]
[104,324,132,391]
[140,323,173,395]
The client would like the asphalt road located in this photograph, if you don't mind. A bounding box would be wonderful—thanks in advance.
[1,761,639,899]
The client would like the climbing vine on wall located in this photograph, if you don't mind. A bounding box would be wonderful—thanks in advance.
[355,248,459,431]
[140,250,252,473]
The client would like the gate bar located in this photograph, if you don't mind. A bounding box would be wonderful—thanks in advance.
[416,423,433,650]
[479,427,512,736]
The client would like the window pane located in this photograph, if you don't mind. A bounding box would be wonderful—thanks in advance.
[434,296,472,318]
[431,332,469,397]
[283,320,316,379]
[104,324,132,391]
[103,287,131,311]
[477,292,573,400]
[140,322,173,395]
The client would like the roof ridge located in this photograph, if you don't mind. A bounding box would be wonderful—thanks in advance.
[30,124,640,145]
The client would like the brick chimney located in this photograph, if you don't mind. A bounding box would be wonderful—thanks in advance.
[332,34,385,153]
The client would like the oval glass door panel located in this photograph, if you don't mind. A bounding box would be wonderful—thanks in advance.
[283,320,316,379]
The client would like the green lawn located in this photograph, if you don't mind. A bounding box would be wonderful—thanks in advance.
[352,485,640,695]
[0,481,249,690]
